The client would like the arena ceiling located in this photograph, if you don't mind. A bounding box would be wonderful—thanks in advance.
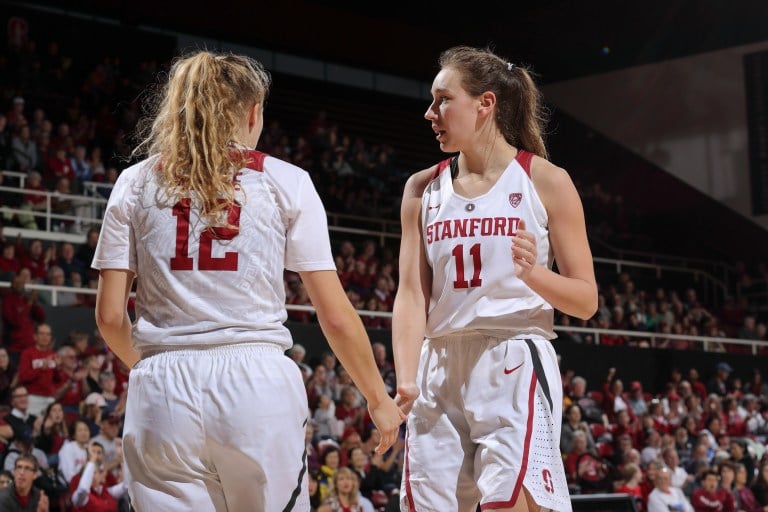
[15,0,768,83]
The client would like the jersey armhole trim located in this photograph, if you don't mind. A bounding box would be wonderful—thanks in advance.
[430,157,454,181]
[515,150,533,178]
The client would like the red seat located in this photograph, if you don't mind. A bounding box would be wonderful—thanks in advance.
[596,441,614,458]
[590,423,606,439]
[587,390,604,402]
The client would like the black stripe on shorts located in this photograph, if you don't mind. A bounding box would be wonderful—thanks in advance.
[524,339,553,414]
[282,418,308,511]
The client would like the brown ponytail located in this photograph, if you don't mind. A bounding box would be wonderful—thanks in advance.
[438,46,548,158]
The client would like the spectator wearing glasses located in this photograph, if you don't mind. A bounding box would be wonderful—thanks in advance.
[0,454,49,511]
[3,386,38,442]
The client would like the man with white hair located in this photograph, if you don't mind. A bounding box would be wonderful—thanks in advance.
[287,343,312,380]
[647,467,693,512]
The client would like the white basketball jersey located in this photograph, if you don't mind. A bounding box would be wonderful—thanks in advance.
[93,150,335,353]
[422,151,555,339]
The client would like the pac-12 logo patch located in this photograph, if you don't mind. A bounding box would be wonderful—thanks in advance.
[509,193,522,208]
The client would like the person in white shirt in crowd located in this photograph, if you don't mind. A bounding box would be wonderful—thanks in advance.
[58,419,91,484]
[662,446,694,492]
[647,467,693,512]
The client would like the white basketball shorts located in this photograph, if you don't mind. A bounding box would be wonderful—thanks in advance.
[123,343,310,511]
[401,335,571,512]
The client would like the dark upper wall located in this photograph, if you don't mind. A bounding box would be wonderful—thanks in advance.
[15,0,768,82]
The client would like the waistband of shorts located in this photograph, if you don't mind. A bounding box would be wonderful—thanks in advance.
[140,342,284,360]
[429,331,547,343]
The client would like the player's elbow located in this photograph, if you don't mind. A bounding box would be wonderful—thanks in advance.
[573,289,598,320]
[95,303,124,332]
[317,309,359,339]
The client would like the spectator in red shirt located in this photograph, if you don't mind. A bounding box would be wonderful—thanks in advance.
[371,276,394,311]
[69,441,127,512]
[54,344,88,425]
[2,274,46,364]
[724,397,746,437]
[17,323,60,418]
[45,147,75,188]
[18,239,54,283]
[689,368,709,402]
[616,463,644,510]
[691,469,735,512]
[0,242,20,280]
[564,431,592,484]
[335,386,366,436]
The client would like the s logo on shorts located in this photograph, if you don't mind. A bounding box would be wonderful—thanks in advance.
[542,469,554,494]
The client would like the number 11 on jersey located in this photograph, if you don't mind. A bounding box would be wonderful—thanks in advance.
[451,243,482,289]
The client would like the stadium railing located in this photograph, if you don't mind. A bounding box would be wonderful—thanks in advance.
[0,280,763,354]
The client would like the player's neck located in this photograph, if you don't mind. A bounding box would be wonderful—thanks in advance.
[458,134,517,178]
[458,139,517,177]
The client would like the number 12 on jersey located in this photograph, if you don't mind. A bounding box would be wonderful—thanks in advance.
[170,199,241,271]
[452,243,482,289]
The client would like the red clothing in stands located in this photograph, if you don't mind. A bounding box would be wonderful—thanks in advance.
[69,472,118,512]
[691,487,735,512]
[0,256,20,275]
[2,292,45,353]
[19,254,48,282]
[17,346,58,396]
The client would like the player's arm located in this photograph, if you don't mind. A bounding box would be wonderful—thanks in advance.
[95,269,140,368]
[522,158,597,319]
[391,168,433,414]
[300,270,405,454]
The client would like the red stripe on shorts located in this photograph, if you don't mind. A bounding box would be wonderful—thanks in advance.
[404,428,417,511]
[480,372,538,510]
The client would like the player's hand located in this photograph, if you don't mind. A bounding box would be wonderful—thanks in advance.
[511,219,537,281]
[368,396,406,455]
[395,383,420,416]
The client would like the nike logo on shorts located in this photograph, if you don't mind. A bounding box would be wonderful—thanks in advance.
[504,362,524,375]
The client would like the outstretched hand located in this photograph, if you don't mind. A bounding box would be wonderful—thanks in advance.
[368,396,406,455]
[511,219,537,281]
[394,383,420,416]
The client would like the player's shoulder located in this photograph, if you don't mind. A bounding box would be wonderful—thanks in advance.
[118,156,155,181]
[404,156,454,199]
[529,153,571,189]
[242,150,308,180]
